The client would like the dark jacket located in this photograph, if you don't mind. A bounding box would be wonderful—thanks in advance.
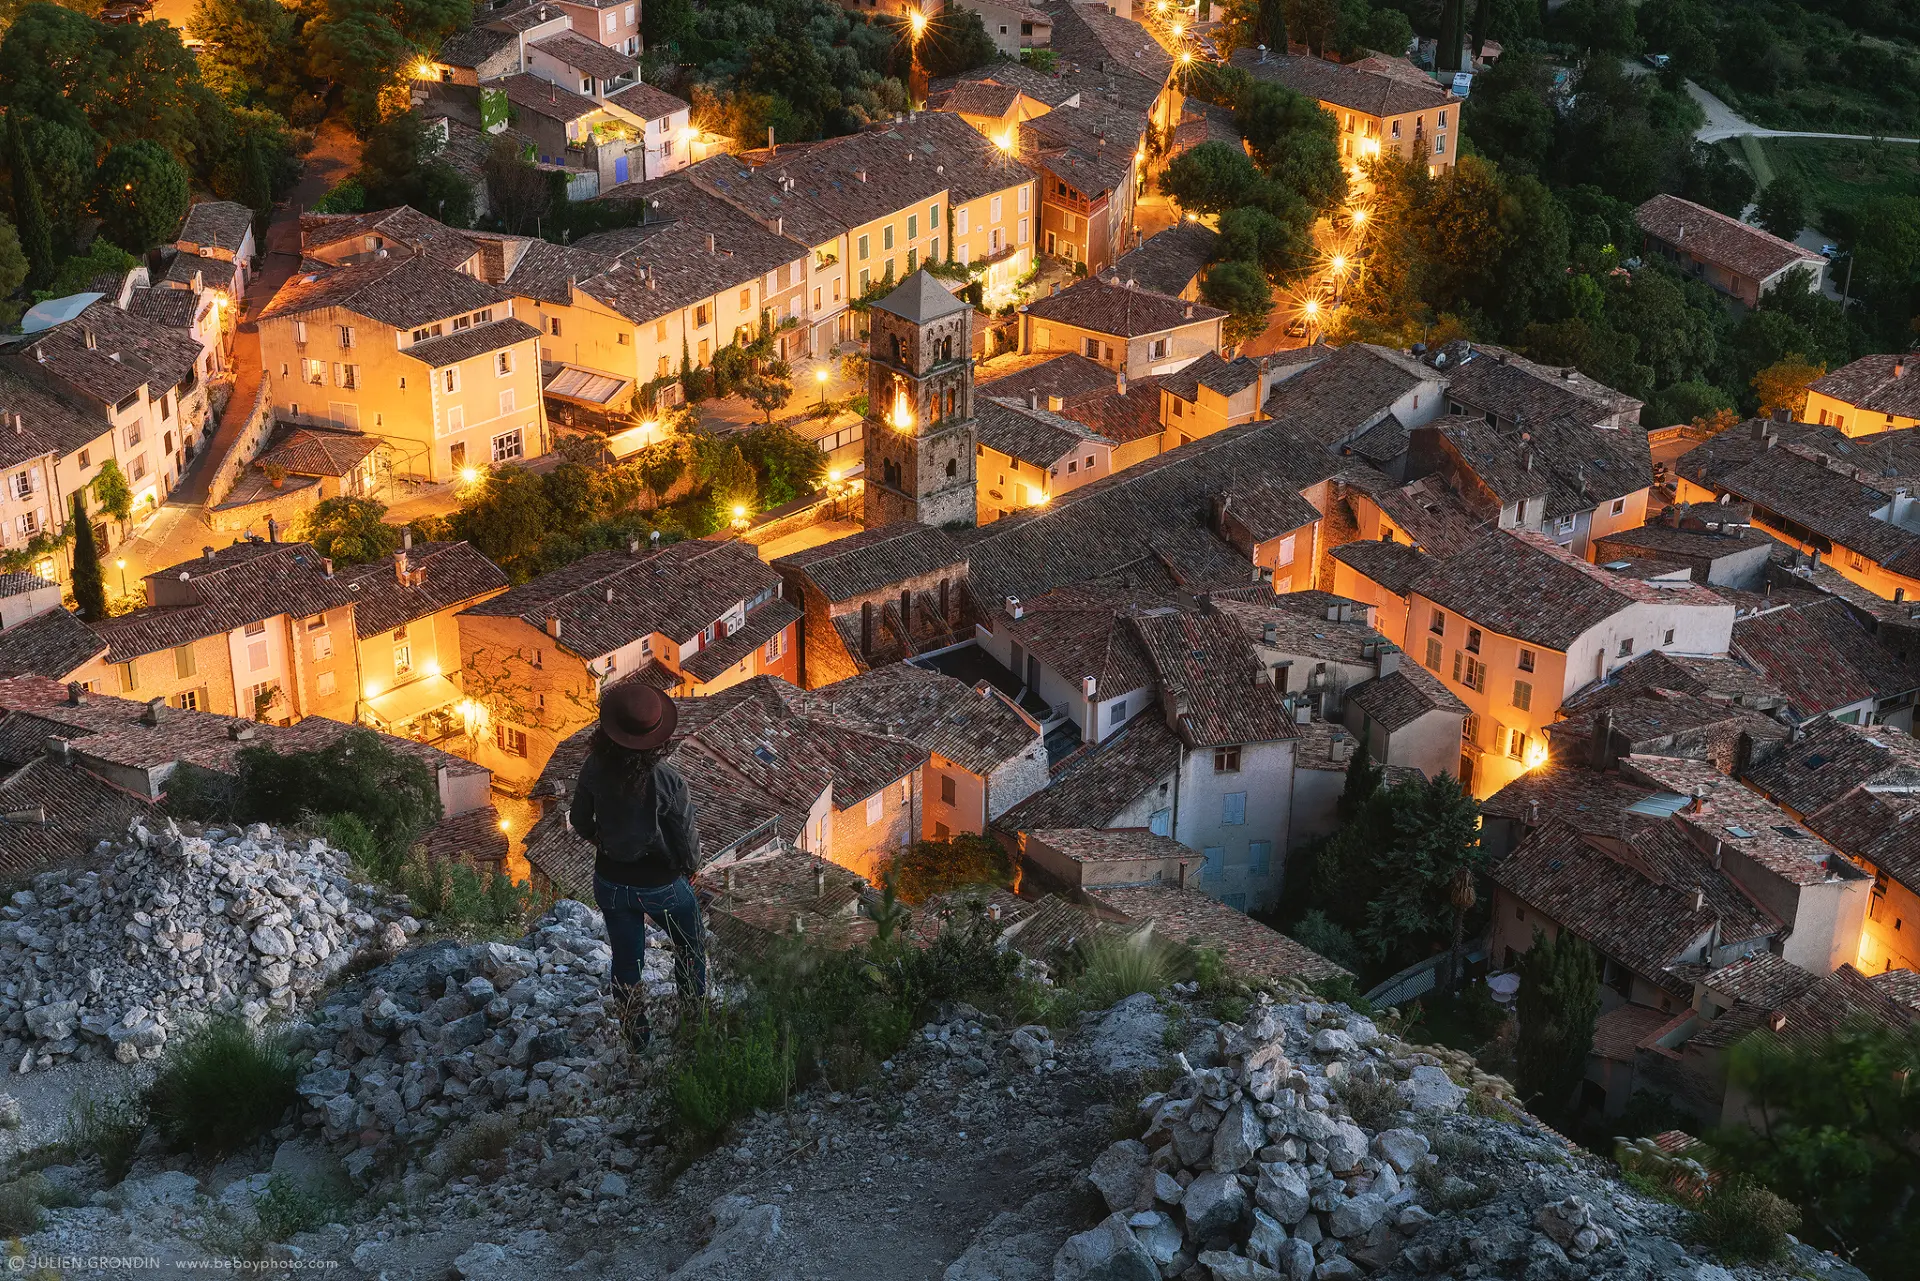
[569,750,701,888]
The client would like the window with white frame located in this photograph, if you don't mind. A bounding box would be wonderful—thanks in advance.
[7,469,32,500]
[492,428,523,462]
[499,389,516,416]
[443,368,460,393]
[865,793,883,825]
[497,350,514,376]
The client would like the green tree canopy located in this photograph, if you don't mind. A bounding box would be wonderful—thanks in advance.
[69,489,105,622]
[1234,80,1345,214]
[1754,174,1808,242]
[6,109,52,288]
[189,0,296,106]
[1162,140,1269,216]
[1200,258,1274,346]
[92,456,132,523]
[1513,928,1600,1119]
[355,111,473,226]
[304,0,468,129]
[93,139,189,253]
[234,726,443,862]
[298,496,403,566]
[449,464,554,571]
[917,6,996,79]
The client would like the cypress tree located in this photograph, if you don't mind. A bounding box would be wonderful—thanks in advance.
[237,133,272,235]
[6,111,54,291]
[1514,929,1600,1119]
[1336,741,1384,822]
[1436,0,1465,72]
[69,491,107,623]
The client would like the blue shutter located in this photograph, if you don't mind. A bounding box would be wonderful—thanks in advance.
[1249,841,1272,875]
[614,156,630,183]
[1149,808,1172,837]
[1202,846,1225,882]
[1222,792,1247,825]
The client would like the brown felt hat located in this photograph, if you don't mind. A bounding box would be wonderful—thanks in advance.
[599,680,677,751]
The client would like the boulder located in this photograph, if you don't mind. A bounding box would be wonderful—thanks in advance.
[1182,1171,1248,1242]
[452,1243,511,1280]
[1370,1129,1429,1175]
[1129,1210,1184,1271]
[1212,1100,1264,1173]
[1088,993,1168,1077]
[1197,1250,1283,1280]
[1246,1209,1289,1269]
[1276,1238,1316,1281]
[1053,1212,1159,1281]
[1399,1066,1466,1113]
[1328,1193,1385,1240]
[1089,1140,1151,1213]
[1254,1164,1310,1226]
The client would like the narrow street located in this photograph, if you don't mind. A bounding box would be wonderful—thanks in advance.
[113,119,362,587]
[1684,79,1920,146]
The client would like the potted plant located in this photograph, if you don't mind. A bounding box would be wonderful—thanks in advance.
[263,462,287,490]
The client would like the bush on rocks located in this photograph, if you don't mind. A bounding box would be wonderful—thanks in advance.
[145,1015,298,1157]
[1692,1179,1801,1264]
[672,1014,795,1141]
[1073,936,1180,1010]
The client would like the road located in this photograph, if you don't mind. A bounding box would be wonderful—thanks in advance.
[1685,79,1920,146]
[113,119,363,587]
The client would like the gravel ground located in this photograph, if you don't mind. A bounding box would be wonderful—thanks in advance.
[0,1057,148,1163]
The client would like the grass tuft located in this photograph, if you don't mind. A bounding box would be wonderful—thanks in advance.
[144,1015,297,1158]
[64,1088,147,1184]
[1692,1179,1801,1264]
[1074,935,1178,1010]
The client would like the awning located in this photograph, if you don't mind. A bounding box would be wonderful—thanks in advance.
[544,363,633,407]
[362,674,462,728]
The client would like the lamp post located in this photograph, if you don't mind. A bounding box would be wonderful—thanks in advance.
[115,558,127,598]
[816,366,830,407]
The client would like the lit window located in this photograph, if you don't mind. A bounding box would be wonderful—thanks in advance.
[1518,648,1535,672]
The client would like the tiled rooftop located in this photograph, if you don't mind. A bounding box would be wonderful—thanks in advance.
[1635,194,1824,284]
[1090,882,1350,982]
[1024,275,1223,338]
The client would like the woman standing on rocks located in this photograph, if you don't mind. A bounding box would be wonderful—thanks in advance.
[568,682,706,1050]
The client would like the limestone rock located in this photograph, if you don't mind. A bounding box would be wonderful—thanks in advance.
[1053,1211,1159,1281]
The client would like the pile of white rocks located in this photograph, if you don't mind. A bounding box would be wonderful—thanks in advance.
[289,901,674,1185]
[0,820,416,1073]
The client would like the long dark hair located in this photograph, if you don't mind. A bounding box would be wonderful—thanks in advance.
[590,727,667,796]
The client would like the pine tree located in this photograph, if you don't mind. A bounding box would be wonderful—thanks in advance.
[237,132,272,234]
[1514,928,1600,1119]
[69,491,107,622]
[7,111,54,291]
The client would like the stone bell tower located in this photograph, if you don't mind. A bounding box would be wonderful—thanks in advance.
[863,271,978,530]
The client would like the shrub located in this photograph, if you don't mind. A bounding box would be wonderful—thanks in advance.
[1339,1073,1404,1131]
[234,729,442,869]
[1074,935,1178,1009]
[252,1174,347,1242]
[671,1013,794,1141]
[395,854,539,935]
[145,1016,297,1158]
[0,1174,46,1235]
[64,1088,147,1183]
[432,1114,519,1182]
[1290,909,1366,974]
[1692,1180,1800,1263]
[1307,973,1374,1013]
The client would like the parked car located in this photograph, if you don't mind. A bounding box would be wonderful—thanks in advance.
[1820,244,1839,259]
[1643,53,1670,69]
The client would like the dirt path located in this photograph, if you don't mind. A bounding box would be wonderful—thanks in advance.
[1687,80,1920,145]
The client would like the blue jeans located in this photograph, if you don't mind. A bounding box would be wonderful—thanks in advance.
[594,875,707,1020]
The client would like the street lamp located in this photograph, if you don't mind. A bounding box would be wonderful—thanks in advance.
[460,467,479,485]
[816,366,830,406]
[115,558,126,597]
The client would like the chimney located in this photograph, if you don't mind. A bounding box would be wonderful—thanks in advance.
[1690,886,1706,912]
[628,535,641,554]
[203,546,216,563]
[724,865,736,892]
[1772,406,1790,424]
[1048,394,1063,411]
[705,233,716,253]
[1767,1011,1788,1033]
[1261,621,1276,644]
[1116,371,1126,396]
[1377,647,1401,678]
[1732,729,1755,780]
[1006,595,1023,619]
[82,328,95,350]
[395,550,409,583]
[650,529,661,548]
[546,616,562,638]
[1028,389,1038,410]
[1525,798,1541,826]
[321,557,334,578]
[227,723,256,741]
[1588,707,1614,772]
[814,865,825,897]
[43,735,71,763]
[403,527,413,552]
[141,697,165,727]
[1083,675,1097,698]
[1184,303,1193,319]
[1177,858,1190,890]
[1294,703,1311,725]
[767,125,775,153]
[1896,358,1907,380]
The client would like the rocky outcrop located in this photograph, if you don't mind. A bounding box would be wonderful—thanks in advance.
[0,820,415,1071]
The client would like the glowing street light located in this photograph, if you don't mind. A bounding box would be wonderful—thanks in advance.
[115,558,127,596]
[1179,51,1193,64]
[1330,254,1347,275]
[1302,298,1320,319]
[994,130,1016,153]
[459,467,479,485]
[907,6,928,38]
[815,366,830,406]
[1351,207,1368,227]
[415,60,435,79]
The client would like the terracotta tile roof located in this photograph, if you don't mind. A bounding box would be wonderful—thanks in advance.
[1216,475,1323,545]
[1024,275,1223,338]
[1058,377,1164,443]
[1706,445,1920,574]
[1172,101,1241,152]
[0,673,485,783]
[1592,521,1765,567]
[0,608,106,679]
[1330,537,1433,595]
[0,573,47,599]
[1480,757,1658,841]
[1491,818,1772,995]
[1261,343,1432,449]
[416,804,510,864]
[530,31,637,79]
[1635,194,1823,284]
[1044,0,1173,84]
[1744,720,1920,889]
[1731,597,1920,720]
[1562,650,1789,714]
[490,235,609,304]
[434,23,516,68]
[1342,471,1489,558]
[1346,666,1468,732]
[400,317,541,367]
[976,351,1116,404]
[801,663,1041,778]
[1691,958,1910,1052]
[6,300,201,406]
[260,254,514,331]
[0,752,153,877]
[735,111,1033,225]
[258,427,381,478]
[163,251,237,290]
[1229,49,1453,116]
[93,542,359,660]
[1110,221,1218,299]
[335,541,508,638]
[1591,1001,1671,1061]
[1020,95,1146,197]
[995,582,1161,695]
[492,71,603,122]
[773,522,966,604]
[605,79,689,121]
[1091,882,1351,981]
[1028,825,1188,864]
[124,287,199,329]
[677,155,849,249]
[996,713,1180,833]
[1870,967,1920,1010]
[1620,754,1848,888]
[976,395,1115,469]
[1211,594,1379,665]
[1130,607,1299,747]
[1429,340,1642,429]
[574,186,804,326]
[300,206,481,269]
[1546,690,1786,774]
[1159,351,1260,402]
[1809,353,1920,420]
[177,201,254,254]
[464,538,784,660]
[1413,529,1727,652]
